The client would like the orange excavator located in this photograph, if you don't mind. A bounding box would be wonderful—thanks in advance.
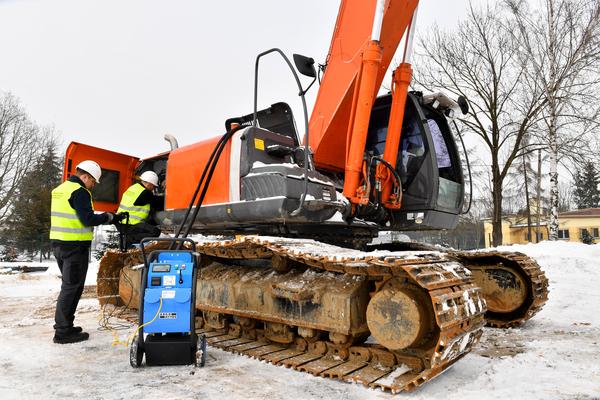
[66,0,548,392]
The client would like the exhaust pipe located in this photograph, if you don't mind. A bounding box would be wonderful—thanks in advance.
[164,134,179,150]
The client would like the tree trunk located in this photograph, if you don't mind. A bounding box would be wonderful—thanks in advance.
[536,149,542,242]
[548,105,559,240]
[491,166,504,247]
[547,0,560,241]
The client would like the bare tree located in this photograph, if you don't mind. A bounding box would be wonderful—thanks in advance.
[414,3,546,246]
[504,130,545,241]
[558,180,574,211]
[0,93,44,223]
[507,0,600,239]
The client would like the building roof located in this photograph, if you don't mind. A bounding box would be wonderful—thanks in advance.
[559,208,600,218]
[482,207,600,223]
[510,222,548,228]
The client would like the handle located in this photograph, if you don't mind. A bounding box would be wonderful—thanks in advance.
[139,237,197,269]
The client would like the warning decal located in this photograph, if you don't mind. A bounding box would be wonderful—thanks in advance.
[159,312,177,319]
[163,276,176,286]
[254,138,265,150]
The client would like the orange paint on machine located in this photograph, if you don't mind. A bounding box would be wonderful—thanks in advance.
[164,136,232,210]
[64,142,139,212]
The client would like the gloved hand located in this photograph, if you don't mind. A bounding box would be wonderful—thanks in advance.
[105,212,128,225]
[115,212,129,223]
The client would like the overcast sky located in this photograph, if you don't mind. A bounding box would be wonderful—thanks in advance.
[0,0,471,158]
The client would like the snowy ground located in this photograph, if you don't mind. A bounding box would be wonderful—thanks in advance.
[0,242,599,400]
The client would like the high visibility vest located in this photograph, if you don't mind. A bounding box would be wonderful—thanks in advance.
[49,180,94,241]
[117,183,150,225]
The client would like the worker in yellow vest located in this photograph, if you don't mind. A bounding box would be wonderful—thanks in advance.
[50,160,126,344]
[117,170,162,247]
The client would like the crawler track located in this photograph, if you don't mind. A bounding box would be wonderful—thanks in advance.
[194,236,486,393]
[450,250,549,328]
[368,242,549,329]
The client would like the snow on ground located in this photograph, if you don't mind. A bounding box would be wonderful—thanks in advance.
[0,242,599,400]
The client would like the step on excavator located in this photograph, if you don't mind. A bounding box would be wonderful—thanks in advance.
[65,0,548,393]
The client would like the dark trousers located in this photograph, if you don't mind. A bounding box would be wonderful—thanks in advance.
[53,245,89,336]
[123,222,161,248]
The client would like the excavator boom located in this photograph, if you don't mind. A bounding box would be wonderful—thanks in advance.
[309,0,418,172]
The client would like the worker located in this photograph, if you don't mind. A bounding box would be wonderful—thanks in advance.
[116,170,162,247]
[50,160,126,344]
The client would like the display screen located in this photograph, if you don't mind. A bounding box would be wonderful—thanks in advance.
[152,264,171,272]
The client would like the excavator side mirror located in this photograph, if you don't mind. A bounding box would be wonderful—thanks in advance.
[457,96,469,115]
[293,54,316,78]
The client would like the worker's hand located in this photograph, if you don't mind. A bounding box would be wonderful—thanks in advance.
[104,212,119,225]
[115,212,129,223]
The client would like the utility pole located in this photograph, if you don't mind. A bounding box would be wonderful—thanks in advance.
[523,153,532,242]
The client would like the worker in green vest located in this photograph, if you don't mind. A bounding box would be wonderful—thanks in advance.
[117,170,162,247]
[50,160,126,344]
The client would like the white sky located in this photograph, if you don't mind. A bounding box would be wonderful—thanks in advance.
[0,0,471,158]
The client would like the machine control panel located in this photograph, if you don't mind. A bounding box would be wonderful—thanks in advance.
[147,256,193,289]
[143,251,196,334]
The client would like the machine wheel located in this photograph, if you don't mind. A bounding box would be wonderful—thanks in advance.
[195,334,207,367]
[130,334,144,368]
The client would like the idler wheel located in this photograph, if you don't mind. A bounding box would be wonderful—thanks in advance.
[470,267,528,313]
[366,280,433,350]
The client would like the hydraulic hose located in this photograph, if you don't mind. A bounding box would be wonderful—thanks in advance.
[173,125,243,248]
[373,156,403,199]
[172,130,229,240]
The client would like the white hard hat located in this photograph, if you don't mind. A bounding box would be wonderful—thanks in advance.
[140,170,159,186]
[76,160,102,183]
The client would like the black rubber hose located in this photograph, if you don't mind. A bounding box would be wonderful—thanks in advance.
[373,156,403,196]
[179,126,241,242]
[172,126,243,248]
[172,133,227,240]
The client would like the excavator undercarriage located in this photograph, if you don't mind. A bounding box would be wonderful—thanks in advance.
[97,236,548,393]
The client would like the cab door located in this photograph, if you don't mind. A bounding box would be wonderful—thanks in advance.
[64,142,140,212]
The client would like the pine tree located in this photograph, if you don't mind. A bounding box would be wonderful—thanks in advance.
[5,144,62,258]
[572,162,600,209]
[93,228,120,260]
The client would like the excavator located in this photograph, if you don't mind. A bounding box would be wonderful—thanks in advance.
[64,0,548,393]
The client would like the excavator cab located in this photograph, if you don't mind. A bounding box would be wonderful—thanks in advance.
[366,92,465,230]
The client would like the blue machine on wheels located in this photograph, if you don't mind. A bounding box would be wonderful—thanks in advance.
[130,237,207,368]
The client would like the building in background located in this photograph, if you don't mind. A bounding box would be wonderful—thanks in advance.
[483,208,600,247]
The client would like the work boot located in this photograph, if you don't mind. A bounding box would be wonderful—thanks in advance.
[53,331,89,344]
[70,326,83,334]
